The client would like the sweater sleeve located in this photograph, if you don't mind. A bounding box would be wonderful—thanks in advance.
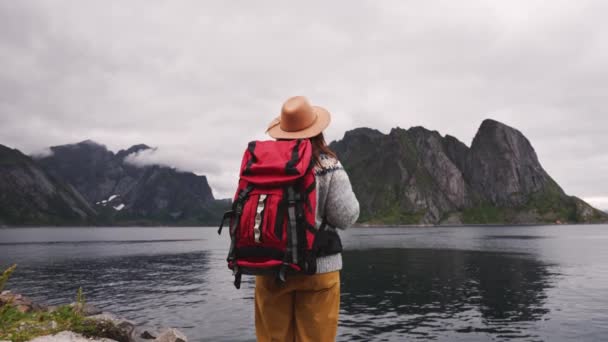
[325,165,360,229]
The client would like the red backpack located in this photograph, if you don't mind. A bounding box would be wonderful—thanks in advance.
[218,139,330,288]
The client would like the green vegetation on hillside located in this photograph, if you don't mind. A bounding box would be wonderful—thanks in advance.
[461,205,511,224]
[360,202,425,225]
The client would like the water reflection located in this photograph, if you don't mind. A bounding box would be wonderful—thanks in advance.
[8,251,211,328]
[5,226,608,341]
[339,248,555,341]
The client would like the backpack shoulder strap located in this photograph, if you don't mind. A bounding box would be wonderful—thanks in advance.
[285,139,303,175]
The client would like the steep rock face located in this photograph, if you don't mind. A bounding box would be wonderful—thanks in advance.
[331,126,470,224]
[443,135,468,172]
[331,119,608,224]
[37,141,123,203]
[465,119,557,207]
[407,127,470,210]
[0,144,96,225]
[35,141,220,225]
[122,166,216,220]
[329,127,418,222]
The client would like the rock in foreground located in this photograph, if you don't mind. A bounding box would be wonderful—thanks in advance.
[155,329,187,342]
[30,331,118,342]
[0,290,188,342]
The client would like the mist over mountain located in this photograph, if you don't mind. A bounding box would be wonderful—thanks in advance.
[1,119,605,226]
[31,140,226,225]
[330,119,607,225]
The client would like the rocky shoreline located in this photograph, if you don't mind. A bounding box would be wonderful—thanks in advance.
[0,290,188,342]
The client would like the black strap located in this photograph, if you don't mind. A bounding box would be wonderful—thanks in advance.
[235,246,284,260]
[243,141,257,175]
[303,180,315,214]
[304,221,317,234]
[218,210,234,235]
[277,185,299,285]
[237,184,254,204]
[286,186,299,264]
[285,139,302,175]
[227,185,254,289]
[234,270,242,289]
[227,211,243,264]
[227,185,254,263]
[295,192,307,266]
[274,195,287,240]
[320,217,328,231]
[278,263,288,284]
[279,184,317,279]
[305,179,316,194]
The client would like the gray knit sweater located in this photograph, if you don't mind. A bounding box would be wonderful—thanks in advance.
[313,154,360,273]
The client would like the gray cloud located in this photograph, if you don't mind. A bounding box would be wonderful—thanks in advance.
[124,146,220,174]
[29,147,54,158]
[0,0,607,206]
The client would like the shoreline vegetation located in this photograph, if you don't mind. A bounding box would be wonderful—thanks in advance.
[0,265,188,342]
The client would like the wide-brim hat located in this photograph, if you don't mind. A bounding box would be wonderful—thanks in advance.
[266,96,331,139]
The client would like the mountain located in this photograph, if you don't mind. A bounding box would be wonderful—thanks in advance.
[330,119,608,225]
[0,144,96,225]
[2,119,605,226]
[34,141,225,225]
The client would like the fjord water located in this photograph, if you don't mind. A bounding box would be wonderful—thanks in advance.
[1,226,608,342]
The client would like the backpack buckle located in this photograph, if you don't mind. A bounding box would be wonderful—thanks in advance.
[287,186,299,204]
[277,262,289,284]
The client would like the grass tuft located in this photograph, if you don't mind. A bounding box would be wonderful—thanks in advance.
[0,264,17,292]
[0,266,128,342]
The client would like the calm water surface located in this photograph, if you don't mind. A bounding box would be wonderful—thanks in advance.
[1,225,608,341]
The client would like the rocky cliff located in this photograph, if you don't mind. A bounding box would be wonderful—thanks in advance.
[0,145,96,225]
[2,120,605,226]
[33,141,224,225]
[330,119,608,225]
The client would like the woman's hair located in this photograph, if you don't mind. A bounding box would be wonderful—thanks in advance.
[310,133,337,167]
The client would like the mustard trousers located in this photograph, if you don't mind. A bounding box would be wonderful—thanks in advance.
[254,271,340,342]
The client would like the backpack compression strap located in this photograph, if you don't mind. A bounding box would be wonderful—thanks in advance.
[278,185,299,283]
[225,184,254,289]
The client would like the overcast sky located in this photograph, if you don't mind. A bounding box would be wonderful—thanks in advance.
[0,1,607,208]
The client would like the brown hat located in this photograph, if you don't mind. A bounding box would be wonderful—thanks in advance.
[266,96,331,139]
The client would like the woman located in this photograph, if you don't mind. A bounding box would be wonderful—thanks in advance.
[255,96,360,342]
